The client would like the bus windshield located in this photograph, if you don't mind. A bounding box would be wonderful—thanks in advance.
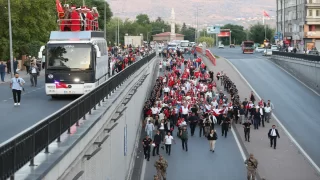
[47,44,92,70]
[243,42,254,48]
[180,42,189,47]
[168,44,177,48]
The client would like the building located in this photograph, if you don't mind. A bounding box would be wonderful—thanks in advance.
[277,0,320,50]
[152,32,184,42]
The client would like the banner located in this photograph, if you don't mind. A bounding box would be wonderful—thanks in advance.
[217,31,230,37]
[206,26,220,34]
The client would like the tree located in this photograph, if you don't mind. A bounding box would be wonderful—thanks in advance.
[220,24,247,45]
[136,14,150,25]
[249,23,275,44]
[198,36,214,47]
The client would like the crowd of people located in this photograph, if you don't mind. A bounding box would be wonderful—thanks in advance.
[142,48,275,180]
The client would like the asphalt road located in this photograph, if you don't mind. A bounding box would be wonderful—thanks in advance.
[143,128,247,180]
[210,47,320,168]
[0,74,74,144]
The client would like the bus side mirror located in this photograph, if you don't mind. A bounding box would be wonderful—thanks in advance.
[94,45,101,58]
[38,45,45,58]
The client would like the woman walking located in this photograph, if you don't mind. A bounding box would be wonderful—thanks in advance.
[207,129,218,152]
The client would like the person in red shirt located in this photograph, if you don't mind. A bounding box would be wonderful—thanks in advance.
[70,7,81,31]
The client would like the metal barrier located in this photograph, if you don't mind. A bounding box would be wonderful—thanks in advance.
[0,52,156,180]
[272,51,320,61]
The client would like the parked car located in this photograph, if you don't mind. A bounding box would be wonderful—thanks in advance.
[218,44,225,49]
[255,47,265,53]
[263,49,272,56]
[230,44,235,48]
[308,50,319,56]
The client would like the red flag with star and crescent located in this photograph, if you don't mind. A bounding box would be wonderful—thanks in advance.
[263,11,270,17]
[56,0,65,18]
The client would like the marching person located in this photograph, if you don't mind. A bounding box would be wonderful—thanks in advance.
[220,114,230,138]
[29,62,40,87]
[142,135,152,161]
[153,130,162,156]
[245,153,258,180]
[268,125,280,149]
[203,115,212,137]
[10,73,25,106]
[243,119,251,142]
[207,129,218,152]
[145,120,155,138]
[164,132,175,155]
[154,155,168,180]
[179,126,188,151]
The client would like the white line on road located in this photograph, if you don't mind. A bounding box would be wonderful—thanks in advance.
[224,57,320,175]
[267,58,320,96]
[231,128,246,161]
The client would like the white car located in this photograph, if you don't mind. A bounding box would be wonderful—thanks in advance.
[218,44,225,49]
[263,49,272,56]
[255,47,265,53]
[271,45,279,51]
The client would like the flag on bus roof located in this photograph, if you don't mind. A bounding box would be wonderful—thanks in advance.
[263,11,270,17]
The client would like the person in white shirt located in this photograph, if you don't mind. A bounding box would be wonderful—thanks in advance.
[10,73,25,106]
[29,63,39,87]
[159,119,165,140]
[145,120,155,138]
[268,125,280,149]
[264,104,272,123]
[164,132,175,155]
[151,105,159,118]
[211,98,218,108]
[163,85,170,96]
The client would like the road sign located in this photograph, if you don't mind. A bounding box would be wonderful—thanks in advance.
[274,35,278,39]
[207,26,220,34]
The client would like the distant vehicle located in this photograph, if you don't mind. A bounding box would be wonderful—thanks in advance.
[308,50,319,56]
[179,40,190,53]
[218,44,225,49]
[167,43,178,53]
[189,42,196,47]
[230,44,235,48]
[263,49,272,56]
[271,45,279,51]
[241,41,255,54]
[255,47,265,53]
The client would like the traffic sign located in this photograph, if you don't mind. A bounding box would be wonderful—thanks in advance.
[274,35,278,39]
[207,26,221,34]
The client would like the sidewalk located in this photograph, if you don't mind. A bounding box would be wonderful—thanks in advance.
[202,56,320,180]
[0,70,45,85]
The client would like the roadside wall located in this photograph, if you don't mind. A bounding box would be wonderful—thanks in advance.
[270,55,320,94]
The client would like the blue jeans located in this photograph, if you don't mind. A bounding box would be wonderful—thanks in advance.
[0,72,5,82]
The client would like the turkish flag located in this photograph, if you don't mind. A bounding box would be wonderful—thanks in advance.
[55,82,68,89]
[56,0,64,18]
[263,11,270,17]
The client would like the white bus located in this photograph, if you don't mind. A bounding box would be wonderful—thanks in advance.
[38,31,108,98]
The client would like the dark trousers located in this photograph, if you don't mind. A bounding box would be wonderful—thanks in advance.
[260,115,265,127]
[270,136,277,148]
[165,144,171,155]
[25,66,30,74]
[190,123,196,136]
[30,73,38,86]
[181,139,188,151]
[153,144,160,156]
[199,125,205,137]
[12,89,22,103]
[143,146,151,160]
[221,126,228,137]
[42,62,45,70]
[253,119,260,129]
[244,129,250,141]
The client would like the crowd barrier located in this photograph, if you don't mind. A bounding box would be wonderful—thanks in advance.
[272,51,320,61]
[0,52,156,180]
[195,46,216,66]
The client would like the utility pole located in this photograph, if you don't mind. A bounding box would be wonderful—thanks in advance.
[8,0,14,77]
[117,18,119,46]
[104,2,106,39]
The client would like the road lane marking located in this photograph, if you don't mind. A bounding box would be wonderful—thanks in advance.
[267,58,320,96]
[231,128,246,161]
[224,57,320,175]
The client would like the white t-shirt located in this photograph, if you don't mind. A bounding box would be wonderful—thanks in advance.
[165,135,174,144]
[159,123,165,130]
[164,87,170,92]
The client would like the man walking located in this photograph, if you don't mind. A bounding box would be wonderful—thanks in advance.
[188,112,198,136]
[153,131,162,156]
[243,119,251,142]
[0,61,6,82]
[29,63,39,87]
[145,120,155,138]
[179,126,188,151]
[244,153,258,180]
[268,125,280,149]
[142,135,152,161]
[164,132,175,155]
[10,73,25,106]
[220,114,230,138]
[154,155,168,180]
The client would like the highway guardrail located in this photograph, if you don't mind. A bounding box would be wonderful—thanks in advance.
[272,51,320,61]
[0,52,156,180]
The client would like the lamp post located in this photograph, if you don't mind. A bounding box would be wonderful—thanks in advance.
[229,30,232,45]
[8,0,14,78]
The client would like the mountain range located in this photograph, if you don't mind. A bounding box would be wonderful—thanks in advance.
[108,0,276,28]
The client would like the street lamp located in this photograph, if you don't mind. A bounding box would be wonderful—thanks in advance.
[8,0,14,77]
